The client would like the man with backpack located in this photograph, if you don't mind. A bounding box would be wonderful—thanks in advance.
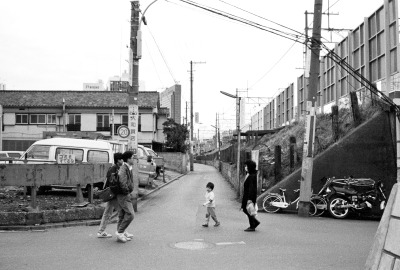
[115,150,135,243]
[97,152,124,238]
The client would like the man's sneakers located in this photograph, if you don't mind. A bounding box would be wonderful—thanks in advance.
[116,231,128,243]
[202,222,221,227]
[115,231,133,243]
[123,231,134,240]
[97,231,112,238]
[244,227,255,232]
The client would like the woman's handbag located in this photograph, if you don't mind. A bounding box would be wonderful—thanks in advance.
[246,201,258,216]
[97,187,115,202]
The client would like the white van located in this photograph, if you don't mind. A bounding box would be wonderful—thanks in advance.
[19,138,156,190]
[21,138,114,164]
[19,138,114,191]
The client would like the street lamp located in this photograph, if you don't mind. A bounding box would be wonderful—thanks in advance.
[220,90,241,186]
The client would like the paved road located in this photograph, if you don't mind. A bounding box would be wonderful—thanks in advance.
[0,164,379,270]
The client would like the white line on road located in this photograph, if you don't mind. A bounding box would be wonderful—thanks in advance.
[215,241,246,246]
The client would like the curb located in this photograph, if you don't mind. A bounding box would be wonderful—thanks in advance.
[138,173,185,201]
[0,173,185,232]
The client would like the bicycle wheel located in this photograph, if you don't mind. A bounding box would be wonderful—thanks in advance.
[262,194,282,213]
[310,195,327,217]
[309,201,317,216]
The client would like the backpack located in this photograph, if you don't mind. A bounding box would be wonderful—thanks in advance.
[109,171,120,195]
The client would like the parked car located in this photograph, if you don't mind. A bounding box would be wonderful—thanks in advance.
[144,147,164,179]
[0,151,24,163]
[136,145,157,186]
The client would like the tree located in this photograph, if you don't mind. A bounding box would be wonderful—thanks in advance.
[163,119,189,153]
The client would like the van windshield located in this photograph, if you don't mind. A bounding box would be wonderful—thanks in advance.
[27,145,51,160]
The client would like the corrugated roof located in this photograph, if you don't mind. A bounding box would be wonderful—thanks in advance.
[0,90,160,108]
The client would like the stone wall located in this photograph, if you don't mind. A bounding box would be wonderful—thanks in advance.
[196,159,241,197]
[366,183,400,269]
[159,152,188,174]
[256,111,397,213]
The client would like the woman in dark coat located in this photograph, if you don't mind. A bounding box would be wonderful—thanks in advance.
[241,159,260,231]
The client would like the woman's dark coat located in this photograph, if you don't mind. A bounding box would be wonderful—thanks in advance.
[241,173,257,209]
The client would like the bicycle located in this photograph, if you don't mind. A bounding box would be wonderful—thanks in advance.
[262,188,317,216]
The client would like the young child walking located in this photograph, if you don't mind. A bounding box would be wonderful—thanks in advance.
[202,182,220,227]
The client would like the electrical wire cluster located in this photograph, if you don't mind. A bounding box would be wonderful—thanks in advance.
[173,0,400,112]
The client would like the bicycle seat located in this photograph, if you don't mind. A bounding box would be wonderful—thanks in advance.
[279,188,286,192]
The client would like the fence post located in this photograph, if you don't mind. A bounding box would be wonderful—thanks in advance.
[30,185,37,210]
[76,184,84,203]
[289,136,296,172]
[332,105,339,142]
[350,91,362,126]
[274,145,282,183]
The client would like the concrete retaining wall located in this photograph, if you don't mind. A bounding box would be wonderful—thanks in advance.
[159,152,188,174]
[196,159,242,197]
[256,111,397,213]
[365,183,400,269]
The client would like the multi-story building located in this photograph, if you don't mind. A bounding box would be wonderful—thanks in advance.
[0,90,169,151]
[160,84,181,124]
[108,71,130,92]
[252,0,399,130]
[251,109,264,131]
[0,83,6,90]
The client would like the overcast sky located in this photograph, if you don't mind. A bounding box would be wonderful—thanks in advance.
[0,0,384,138]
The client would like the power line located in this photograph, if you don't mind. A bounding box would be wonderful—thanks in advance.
[145,25,178,84]
[175,0,305,44]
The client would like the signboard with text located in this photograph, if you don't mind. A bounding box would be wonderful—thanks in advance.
[57,154,75,164]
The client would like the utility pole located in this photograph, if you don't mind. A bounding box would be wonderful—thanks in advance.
[215,113,218,150]
[217,113,221,161]
[298,0,322,217]
[185,101,188,127]
[189,60,205,171]
[236,89,241,188]
[128,1,140,210]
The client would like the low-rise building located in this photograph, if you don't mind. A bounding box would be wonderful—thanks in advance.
[0,90,169,151]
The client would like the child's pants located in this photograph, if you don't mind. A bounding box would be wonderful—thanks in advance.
[205,207,219,223]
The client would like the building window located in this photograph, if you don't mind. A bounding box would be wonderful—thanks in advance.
[47,114,56,124]
[30,114,46,124]
[122,114,128,126]
[67,114,81,131]
[69,114,81,125]
[97,114,110,131]
[16,114,28,124]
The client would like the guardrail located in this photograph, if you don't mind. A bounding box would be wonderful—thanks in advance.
[0,163,111,210]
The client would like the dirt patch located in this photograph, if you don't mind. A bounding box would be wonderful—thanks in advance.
[0,187,104,213]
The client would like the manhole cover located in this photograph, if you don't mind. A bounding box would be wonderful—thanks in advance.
[172,241,214,250]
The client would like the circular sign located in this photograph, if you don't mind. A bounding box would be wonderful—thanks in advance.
[117,125,130,138]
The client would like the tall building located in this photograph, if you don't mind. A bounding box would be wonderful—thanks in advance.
[160,84,181,124]
[108,71,129,92]
[83,80,105,91]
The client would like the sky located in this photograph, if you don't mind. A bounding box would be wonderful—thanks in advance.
[0,0,385,139]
